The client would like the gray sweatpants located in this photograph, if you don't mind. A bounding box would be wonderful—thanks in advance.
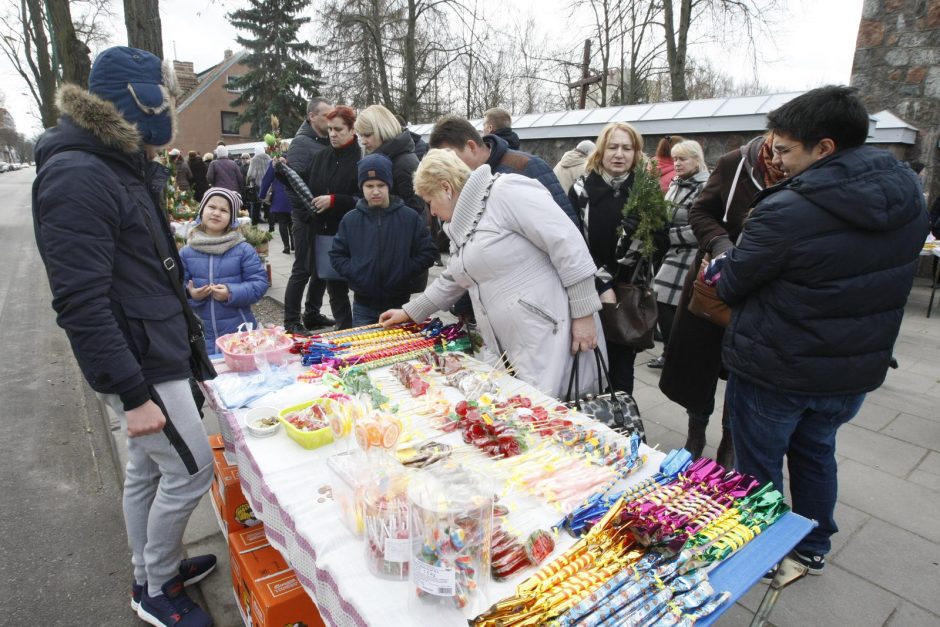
[100,378,213,596]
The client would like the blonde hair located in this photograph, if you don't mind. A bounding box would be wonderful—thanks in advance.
[354,105,402,151]
[671,139,706,170]
[413,149,471,198]
[586,122,644,175]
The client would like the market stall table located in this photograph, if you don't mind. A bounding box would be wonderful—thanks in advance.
[202,358,811,627]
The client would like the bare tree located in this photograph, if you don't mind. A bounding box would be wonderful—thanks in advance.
[0,0,108,126]
[662,0,779,101]
[48,0,91,86]
[123,0,162,58]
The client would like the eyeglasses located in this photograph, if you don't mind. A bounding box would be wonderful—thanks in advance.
[772,143,802,156]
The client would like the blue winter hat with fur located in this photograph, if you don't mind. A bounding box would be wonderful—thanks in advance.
[88,46,179,147]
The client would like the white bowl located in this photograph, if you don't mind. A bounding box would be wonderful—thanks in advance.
[244,406,281,438]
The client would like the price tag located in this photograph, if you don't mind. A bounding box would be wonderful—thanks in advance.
[413,560,456,596]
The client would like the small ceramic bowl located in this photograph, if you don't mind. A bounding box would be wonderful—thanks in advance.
[244,406,281,438]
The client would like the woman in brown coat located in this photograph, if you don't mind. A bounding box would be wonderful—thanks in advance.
[658,134,785,466]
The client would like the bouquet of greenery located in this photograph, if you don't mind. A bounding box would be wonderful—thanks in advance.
[621,159,671,261]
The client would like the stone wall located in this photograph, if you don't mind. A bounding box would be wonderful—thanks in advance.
[851,0,940,200]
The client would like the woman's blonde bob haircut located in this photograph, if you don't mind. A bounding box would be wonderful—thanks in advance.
[354,104,402,150]
[671,139,706,169]
[586,122,644,175]
[413,149,472,199]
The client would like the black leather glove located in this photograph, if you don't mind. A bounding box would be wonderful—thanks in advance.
[621,214,640,236]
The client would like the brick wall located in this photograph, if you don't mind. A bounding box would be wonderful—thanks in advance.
[175,60,255,155]
[851,0,940,200]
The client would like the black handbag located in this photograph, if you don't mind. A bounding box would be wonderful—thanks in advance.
[599,261,658,350]
[314,234,343,281]
[139,204,218,382]
[565,348,645,442]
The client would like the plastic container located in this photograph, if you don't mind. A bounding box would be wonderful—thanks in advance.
[244,406,281,438]
[408,464,493,616]
[216,328,294,372]
[278,401,335,450]
[327,450,369,537]
[362,468,412,580]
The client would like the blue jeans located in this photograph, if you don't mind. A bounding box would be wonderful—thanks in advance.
[726,373,865,555]
[352,301,384,327]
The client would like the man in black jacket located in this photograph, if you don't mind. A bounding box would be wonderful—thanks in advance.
[282,96,335,335]
[716,86,928,576]
[32,47,215,625]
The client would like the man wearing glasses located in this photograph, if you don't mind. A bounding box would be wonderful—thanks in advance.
[714,86,927,577]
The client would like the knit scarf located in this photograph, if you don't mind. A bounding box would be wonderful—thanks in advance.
[601,170,633,190]
[756,133,787,188]
[188,229,244,255]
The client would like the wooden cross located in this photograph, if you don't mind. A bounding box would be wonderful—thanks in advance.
[567,39,602,109]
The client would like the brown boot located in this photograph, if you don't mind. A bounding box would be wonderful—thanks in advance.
[716,429,735,470]
[684,417,707,459]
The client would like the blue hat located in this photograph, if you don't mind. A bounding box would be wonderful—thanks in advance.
[88,46,179,147]
[358,153,394,189]
[195,188,243,227]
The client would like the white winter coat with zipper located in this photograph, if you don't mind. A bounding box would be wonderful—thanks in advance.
[405,166,605,398]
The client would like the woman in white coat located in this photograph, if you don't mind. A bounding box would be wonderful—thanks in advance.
[379,149,604,398]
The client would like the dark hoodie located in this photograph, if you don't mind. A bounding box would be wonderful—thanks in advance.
[329,196,437,310]
[32,84,190,410]
[491,126,521,150]
[719,145,928,396]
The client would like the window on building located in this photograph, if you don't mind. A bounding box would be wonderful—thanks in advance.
[221,111,241,136]
[226,75,244,92]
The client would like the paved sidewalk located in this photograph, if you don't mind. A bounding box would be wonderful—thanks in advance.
[105,244,940,626]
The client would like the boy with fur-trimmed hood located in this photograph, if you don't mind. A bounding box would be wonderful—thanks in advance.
[32,46,216,626]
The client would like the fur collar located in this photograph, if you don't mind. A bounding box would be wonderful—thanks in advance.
[55,84,143,153]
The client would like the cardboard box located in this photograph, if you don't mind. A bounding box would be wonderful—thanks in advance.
[211,448,258,533]
[229,525,325,627]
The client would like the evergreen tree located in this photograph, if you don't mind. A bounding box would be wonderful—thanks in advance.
[228,0,323,137]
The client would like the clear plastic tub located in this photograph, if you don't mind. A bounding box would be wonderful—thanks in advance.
[408,464,493,616]
[362,468,412,580]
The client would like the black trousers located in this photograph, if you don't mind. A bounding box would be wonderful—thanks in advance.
[272,212,292,251]
[283,211,326,325]
[326,280,352,330]
[606,342,637,395]
[656,303,678,349]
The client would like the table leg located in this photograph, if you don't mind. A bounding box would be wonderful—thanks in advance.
[748,556,808,627]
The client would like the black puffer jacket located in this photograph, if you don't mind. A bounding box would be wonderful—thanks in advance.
[307,138,362,235]
[719,145,928,396]
[374,130,424,214]
[284,120,330,220]
[33,84,191,409]
[330,197,438,310]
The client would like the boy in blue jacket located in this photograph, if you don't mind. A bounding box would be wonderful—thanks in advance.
[330,154,438,326]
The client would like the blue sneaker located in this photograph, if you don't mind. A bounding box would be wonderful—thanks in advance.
[131,554,218,612]
[137,576,213,626]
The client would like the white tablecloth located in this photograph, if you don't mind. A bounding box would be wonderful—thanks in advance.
[205,359,664,626]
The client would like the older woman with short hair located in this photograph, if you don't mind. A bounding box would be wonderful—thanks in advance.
[380,149,603,398]
[648,139,710,369]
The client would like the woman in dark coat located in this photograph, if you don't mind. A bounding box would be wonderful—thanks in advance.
[568,121,648,395]
[307,105,361,330]
[658,133,785,466]
[188,151,210,202]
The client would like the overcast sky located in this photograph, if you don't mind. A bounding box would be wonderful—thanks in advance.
[0,0,864,136]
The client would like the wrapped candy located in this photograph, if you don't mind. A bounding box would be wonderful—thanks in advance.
[408,465,492,616]
[363,469,412,580]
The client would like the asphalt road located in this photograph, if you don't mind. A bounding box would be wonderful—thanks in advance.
[0,168,134,624]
